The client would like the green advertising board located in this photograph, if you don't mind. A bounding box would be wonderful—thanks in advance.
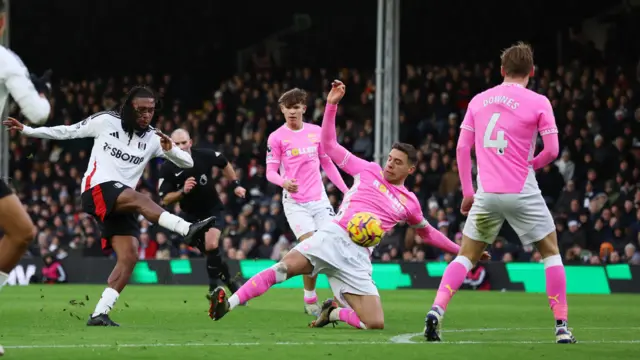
[128,259,637,294]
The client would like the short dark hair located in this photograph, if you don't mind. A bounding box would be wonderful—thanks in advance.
[391,142,418,165]
[278,88,307,108]
[500,42,534,78]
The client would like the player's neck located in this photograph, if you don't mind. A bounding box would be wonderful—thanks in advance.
[502,76,528,88]
[286,122,304,131]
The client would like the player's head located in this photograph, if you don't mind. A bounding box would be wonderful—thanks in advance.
[0,0,6,37]
[170,128,192,152]
[120,86,157,135]
[384,142,417,184]
[278,88,307,129]
[500,42,535,81]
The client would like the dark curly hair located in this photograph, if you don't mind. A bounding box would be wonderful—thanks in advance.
[119,86,158,144]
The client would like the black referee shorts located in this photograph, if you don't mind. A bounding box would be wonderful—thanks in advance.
[0,179,13,199]
[81,181,140,251]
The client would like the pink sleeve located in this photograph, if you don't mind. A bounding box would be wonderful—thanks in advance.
[319,147,349,194]
[408,203,460,254]
[456,125,475,197]
[531,98,560,170]
[321,103,370,176]
[265,135,285,187]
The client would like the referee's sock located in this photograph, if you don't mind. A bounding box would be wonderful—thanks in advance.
[206,249,235,292]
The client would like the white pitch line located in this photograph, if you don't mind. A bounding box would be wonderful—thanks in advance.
[4,327,640,350]
[389,332,640,345]
[4,339,640,349]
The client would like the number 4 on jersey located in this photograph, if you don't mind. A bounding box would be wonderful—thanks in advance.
[483,112,508,155]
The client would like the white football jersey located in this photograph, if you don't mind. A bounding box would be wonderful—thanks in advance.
[21,111,194,191]
[0,45,50,123]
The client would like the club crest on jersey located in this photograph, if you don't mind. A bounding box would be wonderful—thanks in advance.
[373,179,405,214]
[138,142,147,150]
[199,174,208,185]
[285,146,317,157]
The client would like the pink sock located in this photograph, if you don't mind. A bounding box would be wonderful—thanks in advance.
[545,265,568,321]
[338,308,366,329]
[234,268,277,304]
[433,260,469,311]
[304,296,318,304]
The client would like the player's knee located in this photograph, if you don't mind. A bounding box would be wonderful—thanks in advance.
[363,317,384,330]
[117,248,138,267]
[270,262,289,283]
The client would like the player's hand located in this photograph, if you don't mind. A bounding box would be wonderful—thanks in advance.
[327,80,346,104]
[460,196,474,216]
[183,177,197,194]
[2,117,25,131]
[234,186,247,198]
[480,251,491,262]
[156,129,173,151]
[283,179,299,193]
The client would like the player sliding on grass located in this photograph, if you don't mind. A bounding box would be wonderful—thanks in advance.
[209,80,472,330]
[423,42,576,344]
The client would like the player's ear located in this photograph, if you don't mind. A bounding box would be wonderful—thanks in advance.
[302,105,307,114]
[500,66,505,78]
[529,66,535,78]
[408,164,416,175]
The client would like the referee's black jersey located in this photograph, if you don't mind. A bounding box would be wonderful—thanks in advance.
[158,148,228,216]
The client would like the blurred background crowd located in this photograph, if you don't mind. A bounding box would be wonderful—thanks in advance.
[2,0,640,266]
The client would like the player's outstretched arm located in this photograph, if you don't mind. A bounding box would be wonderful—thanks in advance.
[2,52,51,124]
[322,81,369,176]
[155,130,194,168]
[531,98,560,170]
[3,114,102,140]
[412,219,461,255]
[319,152,349,194]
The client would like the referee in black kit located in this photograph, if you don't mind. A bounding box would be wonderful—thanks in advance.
[158,129,246,308]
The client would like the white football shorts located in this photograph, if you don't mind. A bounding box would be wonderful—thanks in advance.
[462,192,556,245]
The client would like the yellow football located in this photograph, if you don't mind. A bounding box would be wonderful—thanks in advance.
[347,212,384,247]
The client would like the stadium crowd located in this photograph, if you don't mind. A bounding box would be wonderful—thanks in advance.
[3,57,640,266]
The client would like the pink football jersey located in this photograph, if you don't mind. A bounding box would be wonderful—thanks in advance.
[266,123,328,203]
[460,83,558,194]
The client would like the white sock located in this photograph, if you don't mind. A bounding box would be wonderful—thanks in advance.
[304,289,317,299]
[228,294,240,310]
[158,212,191,236]
[0,271,8,291]
[92,287,119,317]
[329,308,341,322]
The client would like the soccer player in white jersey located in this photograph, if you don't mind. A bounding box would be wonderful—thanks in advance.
[266,88,349,316]
[0,0,52,298]
[4,87,217,326]
[423,43,576,344]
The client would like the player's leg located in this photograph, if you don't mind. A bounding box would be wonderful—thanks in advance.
[283,200,322,315]
[209,244,315,320]
[0,187,37,290]
[425,194,503,341]
[510,193,575,344]
[110,185,215,243]
[311,274,383,330]
[202,223,241,295]
[88,213,140,326]
[298,231,321,314]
